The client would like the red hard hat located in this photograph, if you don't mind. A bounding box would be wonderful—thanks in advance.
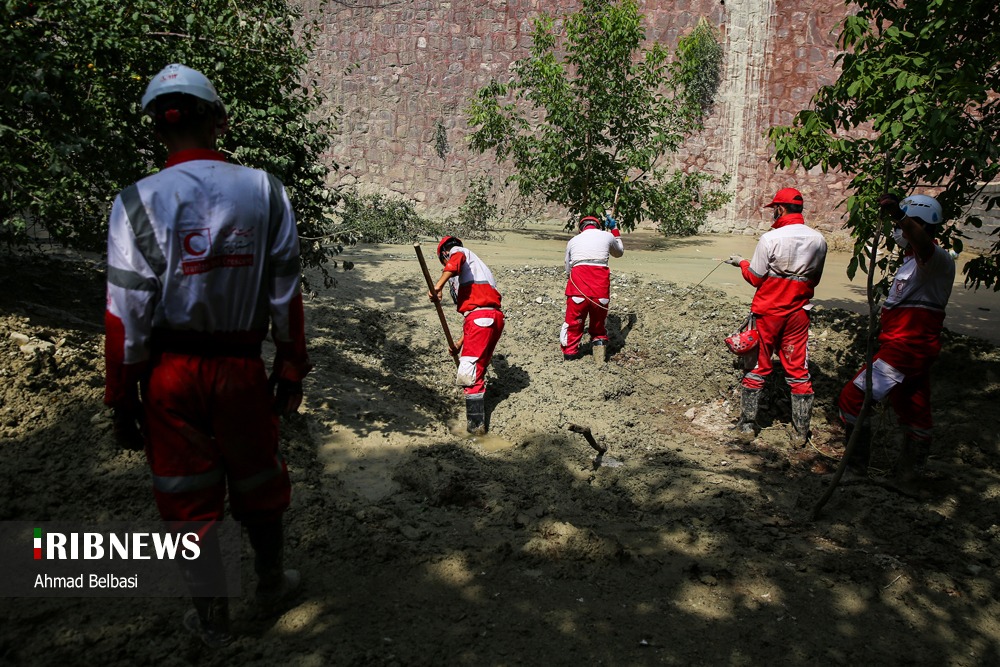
[725,329,760,357]
[437,236,462,264]
[763,188,804,208]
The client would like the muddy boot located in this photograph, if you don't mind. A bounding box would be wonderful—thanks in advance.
[842,422,871,476]
[592,340,607,365]
[789,393,814,448]
[247,518,301,610]
[466,395,486,436]
[183,597,231,648]
[896,435,931,481]
[732,387,761,438]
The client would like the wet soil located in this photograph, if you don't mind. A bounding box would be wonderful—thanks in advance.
[2,241,1000,667]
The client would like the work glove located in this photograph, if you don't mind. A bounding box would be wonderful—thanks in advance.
[604,215,617,230]
[113,406,145,451]
[724,254,745,266]
[878,194,905,221]
[269,373,303,417]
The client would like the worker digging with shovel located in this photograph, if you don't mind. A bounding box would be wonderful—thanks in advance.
[561,214,625,363]
[428,236,505,435]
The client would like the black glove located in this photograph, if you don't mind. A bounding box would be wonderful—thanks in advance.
[269,373,303,417]
[113,406,145,451]
[878,194,905,221]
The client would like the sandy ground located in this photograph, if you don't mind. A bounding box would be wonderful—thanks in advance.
[2,225,1000,666]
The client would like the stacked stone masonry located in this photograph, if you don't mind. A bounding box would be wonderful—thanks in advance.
[301,0,860,234]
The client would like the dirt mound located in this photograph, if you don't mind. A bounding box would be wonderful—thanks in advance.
[3,252,1000,666]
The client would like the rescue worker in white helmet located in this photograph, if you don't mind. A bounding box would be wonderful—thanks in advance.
[725,187,827,445]
[428,236,505,435]
[562,215,624,362]
[839,193,955,479]
[104,64,310,647]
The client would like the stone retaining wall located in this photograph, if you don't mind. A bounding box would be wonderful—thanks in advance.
[302,0,855,233]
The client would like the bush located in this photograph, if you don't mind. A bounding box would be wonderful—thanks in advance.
[441,176,542,241]
[330,191,442,245]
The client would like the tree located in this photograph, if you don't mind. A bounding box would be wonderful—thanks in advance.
[768,0,1000,291]
[466,0,730,235]
[1,0,339,283]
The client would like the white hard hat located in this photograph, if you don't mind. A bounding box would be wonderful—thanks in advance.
[900,194,944,225]
[141,64,225,115]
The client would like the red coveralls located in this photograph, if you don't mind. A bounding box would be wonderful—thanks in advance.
[562,226,625,355]
[104,149,311,524]
[738,213,827,394]
[443,247,504,398]
[838,245,955,442]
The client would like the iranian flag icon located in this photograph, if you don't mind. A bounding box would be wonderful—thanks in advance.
[33,528,41,559]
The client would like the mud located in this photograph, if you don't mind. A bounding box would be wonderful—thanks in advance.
[3,242,1000,666]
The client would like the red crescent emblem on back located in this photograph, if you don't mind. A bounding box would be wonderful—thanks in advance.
[183,231,208,256]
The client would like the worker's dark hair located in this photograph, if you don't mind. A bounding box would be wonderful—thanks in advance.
[782,203,803,214]
[151,92,218,137]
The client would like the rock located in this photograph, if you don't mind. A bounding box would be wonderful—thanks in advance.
[399,525,423,541]
[20,341,55,356]
[684,407,697,421]
[699,574,718,586]
[534,297,543,304]
[968,564,983,576]
[9,333,29,346]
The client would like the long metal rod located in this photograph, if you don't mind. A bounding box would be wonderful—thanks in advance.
[812,153,891,519]
[414,242,460,367]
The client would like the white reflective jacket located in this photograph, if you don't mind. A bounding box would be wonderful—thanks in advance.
[104,151,309,408]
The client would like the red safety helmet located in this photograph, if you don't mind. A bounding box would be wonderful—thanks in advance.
[763,188,804,209]
[437,236,463,264]
[579,216,601,231]
[725,329,760,357]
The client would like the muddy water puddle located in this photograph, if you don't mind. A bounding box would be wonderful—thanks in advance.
[448,419,516,452]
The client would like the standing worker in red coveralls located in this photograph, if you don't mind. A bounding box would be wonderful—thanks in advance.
[104,64,310,648]
[724,188,827,444]
[562,215,625,363]
[838,194,955,479]
[429,236,504,435]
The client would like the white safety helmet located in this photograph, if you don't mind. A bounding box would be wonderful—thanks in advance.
[900,194,943,225]
[141,64,226,116]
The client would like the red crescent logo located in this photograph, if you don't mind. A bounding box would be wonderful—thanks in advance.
[183,231,207,256]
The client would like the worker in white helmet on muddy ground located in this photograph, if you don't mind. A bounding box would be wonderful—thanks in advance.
[838,193,955,480]
[104,64,310,647]
[428,236,505,435]
[725,187,827,445]
[562,215,625,363]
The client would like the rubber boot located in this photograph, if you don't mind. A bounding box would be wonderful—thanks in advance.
[842,422,871,476]
[896,434,931,481]
[183,597,231,649]
[733,387,761,438]
[246,518,300,609]
[789,393,814,448]
[592,339,607,365]
[466,395,486,436]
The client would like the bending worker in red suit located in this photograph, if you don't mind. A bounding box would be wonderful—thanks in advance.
[724,188,827,444]
[104,64,310,647]
[429,236,505,435]
[562,215,625,362]
[839,193,955,480]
